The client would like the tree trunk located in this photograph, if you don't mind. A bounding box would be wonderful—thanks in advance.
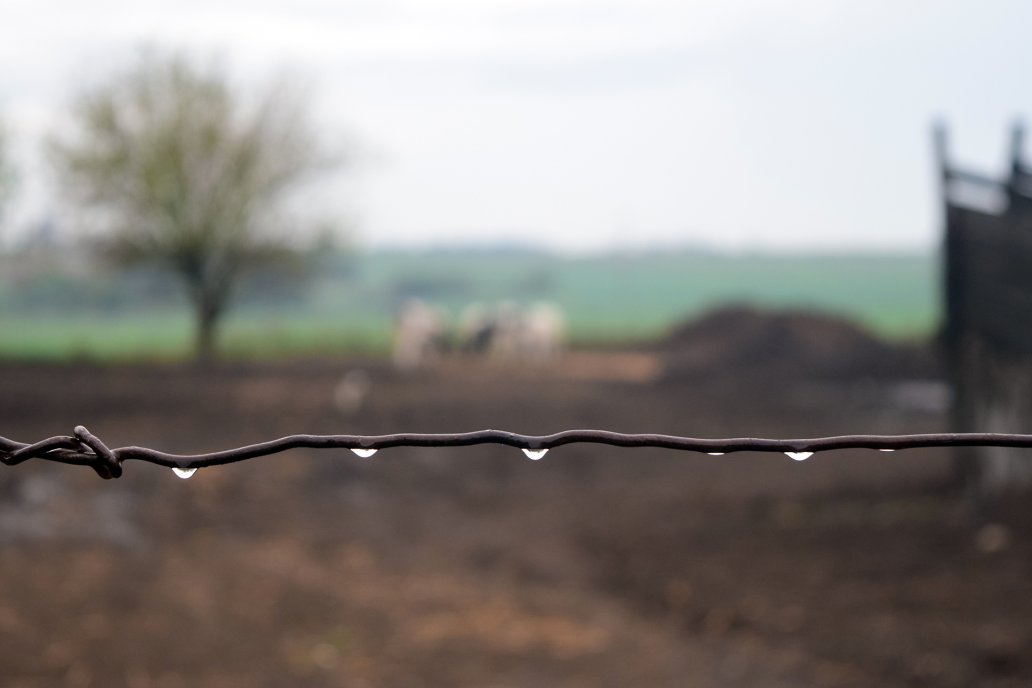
[193,296,223,364]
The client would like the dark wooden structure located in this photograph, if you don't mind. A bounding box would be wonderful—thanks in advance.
[939,122,1032,494]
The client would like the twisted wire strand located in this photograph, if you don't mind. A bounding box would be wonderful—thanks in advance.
[3,427,1032,479]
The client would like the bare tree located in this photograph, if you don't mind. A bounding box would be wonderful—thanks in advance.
[52,51,338,360]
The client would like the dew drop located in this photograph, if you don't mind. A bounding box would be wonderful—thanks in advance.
[172,467,197,479]
[879,448,896,452]
[351,448,378,458]
[706,452,725,456]
[785,451,814,461]
[522,448,548,461]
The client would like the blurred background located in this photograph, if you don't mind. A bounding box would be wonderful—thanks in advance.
[1,1,1030,686]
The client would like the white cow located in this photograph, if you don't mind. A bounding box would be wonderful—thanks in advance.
[392,299,446,370]
[519,302,566,361]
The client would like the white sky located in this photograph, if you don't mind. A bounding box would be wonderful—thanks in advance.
[1,0,1030,252]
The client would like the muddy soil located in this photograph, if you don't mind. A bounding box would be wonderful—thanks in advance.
[0,351,1028,687]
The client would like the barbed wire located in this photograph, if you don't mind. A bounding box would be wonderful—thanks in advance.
[2,427,1032,480]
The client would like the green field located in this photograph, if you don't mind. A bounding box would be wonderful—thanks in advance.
[0,248,939,360]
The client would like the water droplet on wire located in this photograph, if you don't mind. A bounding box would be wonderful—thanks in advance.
[172,467,197,479]
[785,451,813,461]
[522,448,548,461]
[351,448,378,458]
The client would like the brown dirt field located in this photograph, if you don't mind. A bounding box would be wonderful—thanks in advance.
[0,349,1029,687]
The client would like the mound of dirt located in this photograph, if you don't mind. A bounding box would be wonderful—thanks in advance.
[660,305,934,381]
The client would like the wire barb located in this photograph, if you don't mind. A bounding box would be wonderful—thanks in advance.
[3,427,1032,479]
[73,425,123,479]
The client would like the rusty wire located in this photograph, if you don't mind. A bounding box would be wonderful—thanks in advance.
[3,427,1032,479]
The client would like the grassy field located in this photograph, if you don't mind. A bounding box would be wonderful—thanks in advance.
[0,248,938,360]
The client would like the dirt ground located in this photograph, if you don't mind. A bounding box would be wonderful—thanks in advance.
[0,335,1030,686]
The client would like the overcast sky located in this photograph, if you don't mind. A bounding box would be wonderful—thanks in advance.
[1,0,1030,252]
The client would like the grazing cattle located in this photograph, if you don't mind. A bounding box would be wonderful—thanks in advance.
[456,301,566,362]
